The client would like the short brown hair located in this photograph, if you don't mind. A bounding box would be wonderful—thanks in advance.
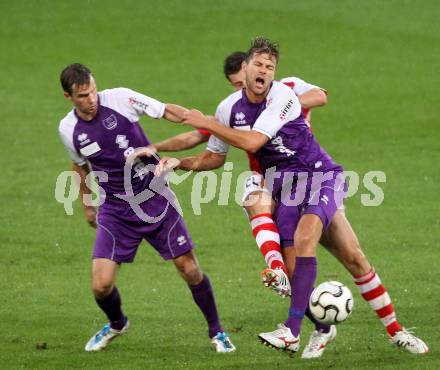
[246,37,279,63]
[60,63,92,95]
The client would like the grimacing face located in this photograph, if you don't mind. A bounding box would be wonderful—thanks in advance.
[65,75,98,120]
[244,52,276,100]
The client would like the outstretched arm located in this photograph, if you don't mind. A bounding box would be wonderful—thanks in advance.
[129,148,226,174]
[154,150,226,176]
[176,150,226,171]
[163,104,189,123]
[298,88,327,109]
[153,130,209,152]
[183,110,268,153]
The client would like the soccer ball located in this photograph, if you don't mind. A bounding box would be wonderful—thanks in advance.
[309,281,353,325]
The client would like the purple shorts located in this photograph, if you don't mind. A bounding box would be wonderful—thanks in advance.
[271,170,345,247]
[93,195,193,263]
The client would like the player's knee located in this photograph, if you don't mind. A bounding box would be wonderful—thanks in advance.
[294,232,317,251]
[343,247,369,275]
[243,201,271,219]
[179,262,203,285]
[174,256,203,285]
[92,280,114,298]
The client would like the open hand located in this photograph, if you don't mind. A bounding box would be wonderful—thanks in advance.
[154,157,181,177]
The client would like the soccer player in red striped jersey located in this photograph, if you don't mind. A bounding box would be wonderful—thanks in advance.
[146,51,327,298]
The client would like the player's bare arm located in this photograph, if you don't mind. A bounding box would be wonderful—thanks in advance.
[71,162,97,228]
[163,103,189,123]
[183,109,268,153]
[155,150,226,176]
[126,130,210,163]
[298,88,327,109]
[154,130,208,152]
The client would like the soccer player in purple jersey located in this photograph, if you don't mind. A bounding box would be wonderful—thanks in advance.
[141,38,428,358]
[141,51,328,299]
[58,63,235,353]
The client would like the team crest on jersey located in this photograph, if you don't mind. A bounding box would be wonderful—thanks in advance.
[102,114,118,130]
[115,135,129,149]
[77,133,91,146]
[234,112,247,125]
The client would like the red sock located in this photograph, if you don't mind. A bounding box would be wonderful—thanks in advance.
[353,268,402,337]
[250,213,287,274]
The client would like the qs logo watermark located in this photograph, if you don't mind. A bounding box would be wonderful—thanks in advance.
[55,160,386,222]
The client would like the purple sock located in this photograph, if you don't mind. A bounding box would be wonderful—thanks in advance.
[285,257,317,337]
[189,275,222,338]
[95,286,127,330]
[305,306,331,333]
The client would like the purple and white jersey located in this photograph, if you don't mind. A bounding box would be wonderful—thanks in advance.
[59,88,165,206]
[208,81,342,174]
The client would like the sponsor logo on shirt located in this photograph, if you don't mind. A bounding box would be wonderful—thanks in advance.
[234,112,247,125]
[102,114,118,130]
[79,142,101,156]
[128,97,149,111]
[115,135,129,149]
[279,99,294,120]
[77,133,91,146]
[271,136,296,157]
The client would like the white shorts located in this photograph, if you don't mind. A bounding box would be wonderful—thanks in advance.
[241,174,270,205]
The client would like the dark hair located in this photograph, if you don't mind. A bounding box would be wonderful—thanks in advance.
[246,36,279,63]
[223,51,247,80]
[60,63,92,95]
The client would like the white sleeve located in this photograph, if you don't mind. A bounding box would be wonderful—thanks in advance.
[280,76,323,96]
[252,82,302,139]
[59,123,86,165]
[206,100,230,154]
[100,88,166,122]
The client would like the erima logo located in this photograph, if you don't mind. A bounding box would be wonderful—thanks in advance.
[234,112,247,125]
[177,235,187,246]
[116,135,129,149]
[279,99,294,120]
[271,136,295,157]
[78,133,90,146]
[129,97,149,111]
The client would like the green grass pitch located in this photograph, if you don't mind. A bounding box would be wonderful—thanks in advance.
[0,0,439,368]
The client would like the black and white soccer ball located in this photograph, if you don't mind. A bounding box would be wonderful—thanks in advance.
[309,281,354,325]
